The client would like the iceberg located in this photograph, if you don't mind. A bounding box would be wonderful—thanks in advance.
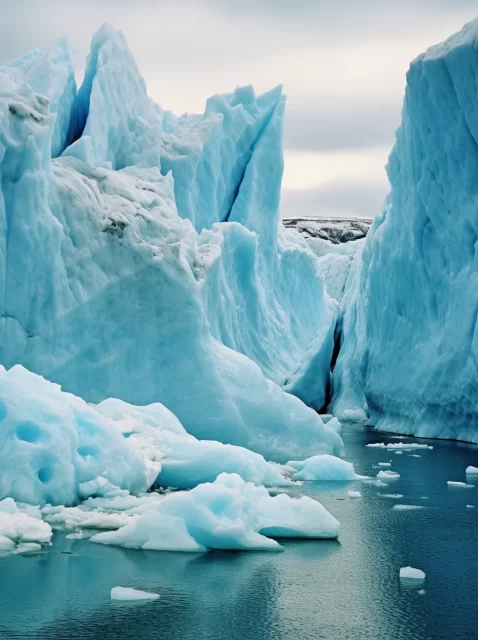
[332,19,478,443]
[0,24,341,464]
[0,365,300,506]
[286,454,365,482]
[91,473,340,552]
[0,498,52,554]
[399,567,425,581]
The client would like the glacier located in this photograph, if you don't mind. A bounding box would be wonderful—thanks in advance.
[0,23,343,470]
[332,19,478,443]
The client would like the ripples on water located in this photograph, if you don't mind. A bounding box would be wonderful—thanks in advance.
[0,425,477,640]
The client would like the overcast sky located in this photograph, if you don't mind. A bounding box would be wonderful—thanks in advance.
[1,1,477,218]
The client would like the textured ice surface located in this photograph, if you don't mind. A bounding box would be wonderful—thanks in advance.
[91,473,340,552]
[111,587,159,601]
[0,498,52,554]
[0,25,341,463]
[332,20,478,442]
[0,365,298,505]
[400,567,425,581]
[96,398,292,490]
[286,454,364,482]
[0,366,151,506]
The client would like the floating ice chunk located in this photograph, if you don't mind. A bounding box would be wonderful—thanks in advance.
[379,494,403,499]
[287,454,365,482]
[111,587,159,601]
[409,455,422,458]
[395,452,403,455]
[0,498,52,555]
[377,470,400,479]
[367,442,432,450]
[97,398,292,490]
[418,590,426,595]
[466,505,475,509]
[15,542,42,554]
[393,504,425,511]
[341,409,368,423]
[348,490,361,498]
[91,473,340,552]
[400,567,425,581]
[447,481,474,488]
[466,466,478,474]
[378,462,391,467]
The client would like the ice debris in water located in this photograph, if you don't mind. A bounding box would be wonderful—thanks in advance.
[286,454,366,482]
[377,470,400,479]
[400,567,425,581]
[0,498,52,555]
[447,481,474,488]
[466,466,478,474]
[466,505,475,509]
[367,443,433,450]
[90,473,340,552]
[341,409,368,423]
[379,494,403,499]
[347,490,361,498]
[377,462,391,467]
[111,587,159,601]
[393,505,425,511]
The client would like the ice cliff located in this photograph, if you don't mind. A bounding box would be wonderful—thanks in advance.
[0,22,342,506]
[333,19,478,443]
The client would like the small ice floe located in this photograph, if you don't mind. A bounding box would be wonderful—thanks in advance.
[400,566,425,581]
[395,452,403,455]
[418,590,426,595]
[409,454,421,458]
[466,466,478,475]
[367,442,432,450]
[111,587,159,601]
[393,504,425,511]
[378,462,391,467]
[466,505,475,509]
[447,481,473,488]
[348,490,361,498]
[377,470,400,479]
[379,493,403,499]
[15,542,42,554]
[342,409,368,422]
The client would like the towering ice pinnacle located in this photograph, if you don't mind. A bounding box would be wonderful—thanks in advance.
[0,24,341,468]
[333,19,478,443]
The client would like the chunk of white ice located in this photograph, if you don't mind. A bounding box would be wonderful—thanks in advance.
[400,566,425,581]
[347,490,361,498]
[111,587,159,601]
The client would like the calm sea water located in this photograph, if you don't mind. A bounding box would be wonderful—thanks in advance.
[1,424,477,640]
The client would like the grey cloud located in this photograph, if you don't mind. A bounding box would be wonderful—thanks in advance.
[280,179,388,219]
[284,99,402,153]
